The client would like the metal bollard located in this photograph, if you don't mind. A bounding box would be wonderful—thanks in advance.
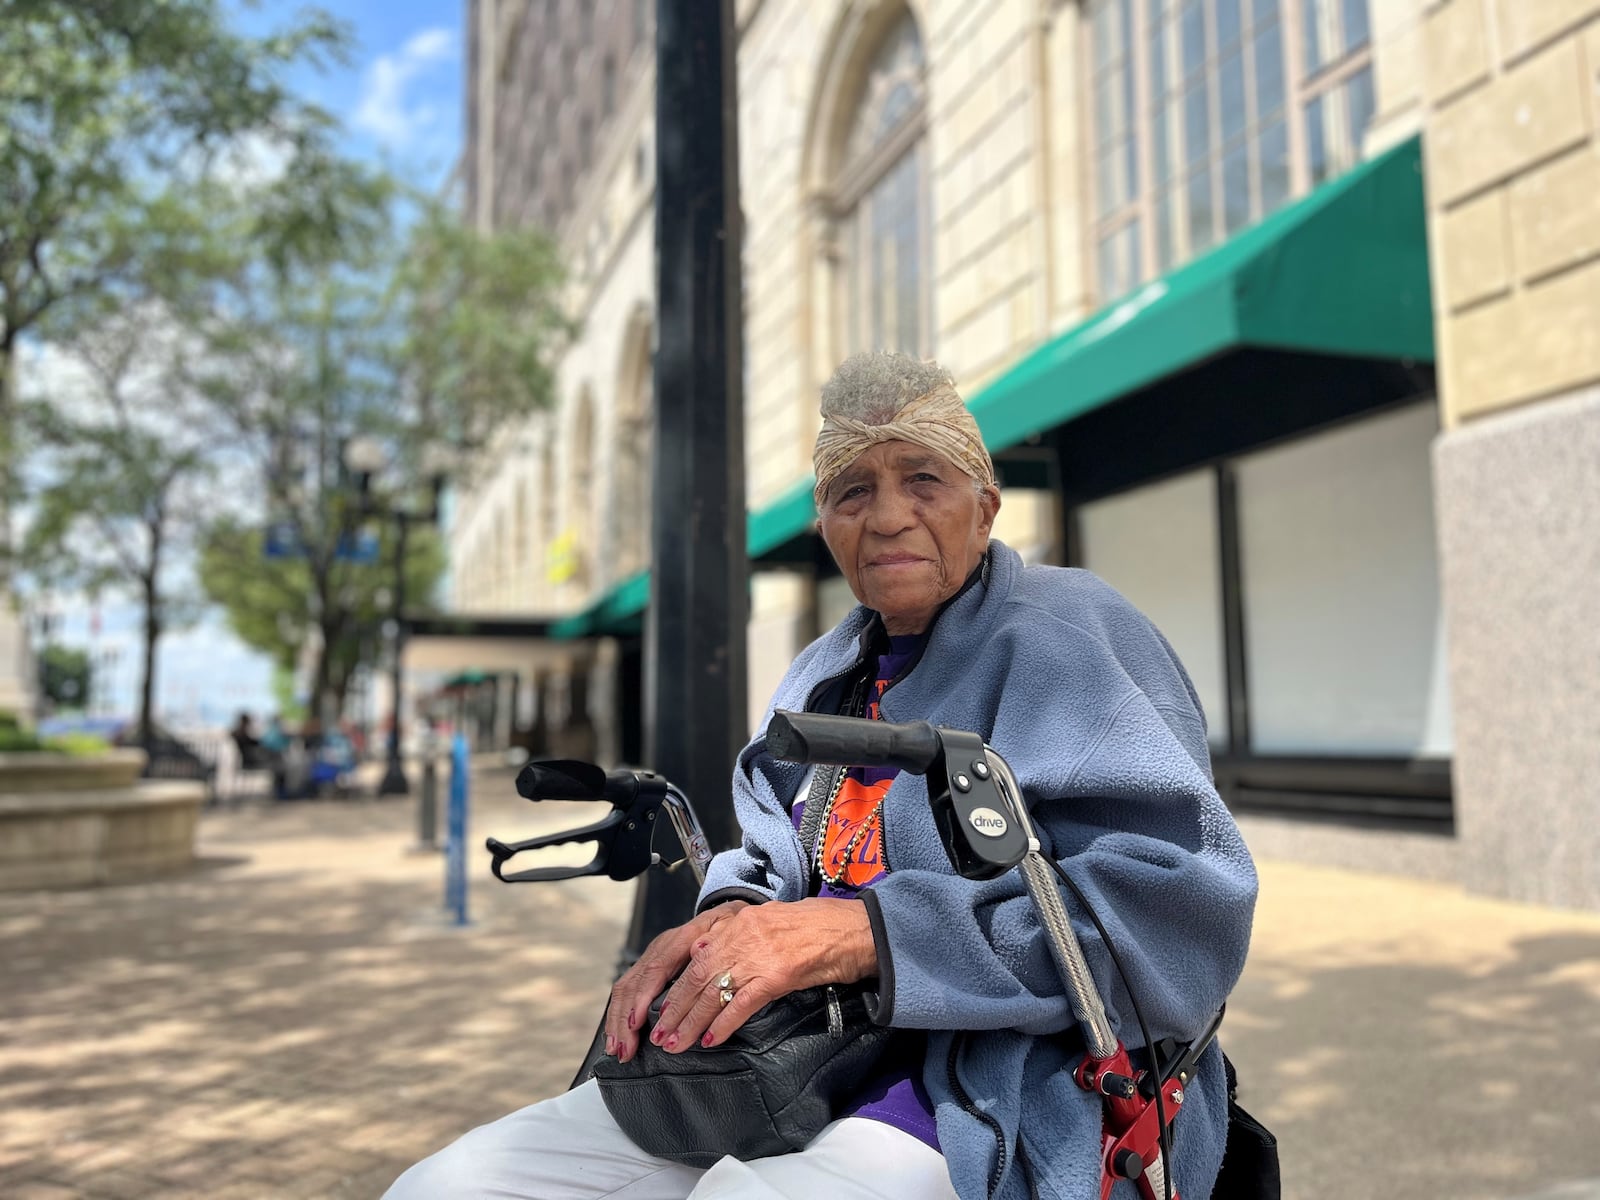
[416,755,439,851]
[444,733,470,927]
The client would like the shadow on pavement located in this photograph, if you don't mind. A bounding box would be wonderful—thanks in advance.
[1227,929,1600,1200]
[0,790,626,1199]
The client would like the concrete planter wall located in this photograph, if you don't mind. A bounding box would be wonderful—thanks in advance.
[0,751,205,891]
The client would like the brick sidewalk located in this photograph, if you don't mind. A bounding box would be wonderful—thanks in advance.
[0,768,631,1199]
[4,770,1600,1199]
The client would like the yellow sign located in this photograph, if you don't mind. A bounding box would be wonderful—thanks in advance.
[545,529,583,584]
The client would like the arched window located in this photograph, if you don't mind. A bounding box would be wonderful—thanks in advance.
[833,11,930,357]
[1086,0,1374,302]
[541,438,557,542]
[612,311,654,578]
[569,388,595,588]
[514,479,529,585]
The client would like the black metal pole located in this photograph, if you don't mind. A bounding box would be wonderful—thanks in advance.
[380,515,410,796]
[1216,463,1251,761]
[624,0,747,962]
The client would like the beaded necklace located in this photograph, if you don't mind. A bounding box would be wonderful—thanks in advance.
[814,766,889,888]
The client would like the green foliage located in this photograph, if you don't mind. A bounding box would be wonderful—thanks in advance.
[181,181,569,716]
[270,665,306,722]
[5,0,572,724]
[0,0,348,349]
[38,642,90,709]
[0,725,45,752]
[198,515,444,708]
[0,708,107,753]
[393,198,574,458]
[42,731,110,756]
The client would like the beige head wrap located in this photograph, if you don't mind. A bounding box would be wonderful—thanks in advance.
[812,382,996,505]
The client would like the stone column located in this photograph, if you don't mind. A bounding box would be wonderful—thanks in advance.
[1421,0,1600,909]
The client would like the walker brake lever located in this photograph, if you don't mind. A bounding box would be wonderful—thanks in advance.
[485,804,656,883]
[488,763,689,884]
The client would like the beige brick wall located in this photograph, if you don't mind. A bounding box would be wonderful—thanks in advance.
[737,0,833,507]
[1369,0,1431,148]
[1422,0,1600,425]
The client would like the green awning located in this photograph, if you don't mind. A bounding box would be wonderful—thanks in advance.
[549,569,649,638]
[746,476,817,561]
[552,483,817,638]
[552,136,1431,639]
[969,134,1432,454]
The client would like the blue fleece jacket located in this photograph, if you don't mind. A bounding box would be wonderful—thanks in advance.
[698,541,1258,1200]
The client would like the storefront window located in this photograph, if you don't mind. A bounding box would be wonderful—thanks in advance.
[1078,469,1229,749]
[1235,403,1451,756]
[1071,402,1450,762]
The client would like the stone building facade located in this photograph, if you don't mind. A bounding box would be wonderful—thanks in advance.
[1421,0,1600,909]
[448,0,1600,910]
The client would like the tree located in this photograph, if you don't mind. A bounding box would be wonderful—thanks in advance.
[391,198,572,459]
[197,516,444,718]
[38,643,90,711]
[190,188,570,719]
[19,288,224,745]
[0,0,349,565]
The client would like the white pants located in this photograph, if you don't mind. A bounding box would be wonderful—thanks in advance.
[383,1079,959,1199]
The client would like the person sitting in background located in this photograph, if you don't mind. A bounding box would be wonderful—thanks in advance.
[229,711,264,770]
[260,715,292,800]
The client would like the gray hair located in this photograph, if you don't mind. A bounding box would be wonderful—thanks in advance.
[820,351,956,426]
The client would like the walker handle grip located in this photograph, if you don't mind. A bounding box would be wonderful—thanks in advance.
[767,710,942,775]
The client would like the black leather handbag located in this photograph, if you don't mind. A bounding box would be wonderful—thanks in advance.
[1212,1052,1281,1199]
[590,979,897,1168]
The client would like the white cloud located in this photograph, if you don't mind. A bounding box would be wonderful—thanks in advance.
[353,27,458,147]
[212,132,295,189]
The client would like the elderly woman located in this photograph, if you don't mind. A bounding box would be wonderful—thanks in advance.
[385,351,1258,1200]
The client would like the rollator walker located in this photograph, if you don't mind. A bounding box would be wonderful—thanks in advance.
[486,711,1274,1200]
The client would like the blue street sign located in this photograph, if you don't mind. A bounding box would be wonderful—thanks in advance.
[336,531,380,564]
[262,522,302,560]
[262,524,380,564]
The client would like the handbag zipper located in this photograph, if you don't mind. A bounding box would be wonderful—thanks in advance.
[826,986,844,1037]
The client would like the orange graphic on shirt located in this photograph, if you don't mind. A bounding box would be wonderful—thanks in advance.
[866,678,890,721]
[820,776,891,889]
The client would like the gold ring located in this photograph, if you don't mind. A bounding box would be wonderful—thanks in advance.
[717,970,735,1005]
[719,987,736,1006]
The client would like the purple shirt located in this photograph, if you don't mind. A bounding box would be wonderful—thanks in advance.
[791,633,938,1148]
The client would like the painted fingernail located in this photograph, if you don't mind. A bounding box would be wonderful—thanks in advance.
[650,1027,665,1045]
[664,1035,678,1050]
[701,1032,714,1047]
[626,1008,637,1030]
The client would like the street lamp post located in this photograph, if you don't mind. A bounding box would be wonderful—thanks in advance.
[378,512,411,796]
[342,436,445,801]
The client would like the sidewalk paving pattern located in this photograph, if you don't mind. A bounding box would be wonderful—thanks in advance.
[2,767,1598,1199]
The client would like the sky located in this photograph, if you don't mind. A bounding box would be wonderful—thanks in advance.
[41,1,464,729]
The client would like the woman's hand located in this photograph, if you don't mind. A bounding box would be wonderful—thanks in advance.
[605,901,750,1063]
[644,898,878,1056]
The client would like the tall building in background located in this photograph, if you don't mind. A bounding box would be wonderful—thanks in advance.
[447,0,1600,912]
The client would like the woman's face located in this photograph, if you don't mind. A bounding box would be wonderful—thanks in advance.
[818,440,1000,635]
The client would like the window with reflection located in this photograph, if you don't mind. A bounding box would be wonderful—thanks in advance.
[835,12,931,357]
[1087,0,1374,303]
